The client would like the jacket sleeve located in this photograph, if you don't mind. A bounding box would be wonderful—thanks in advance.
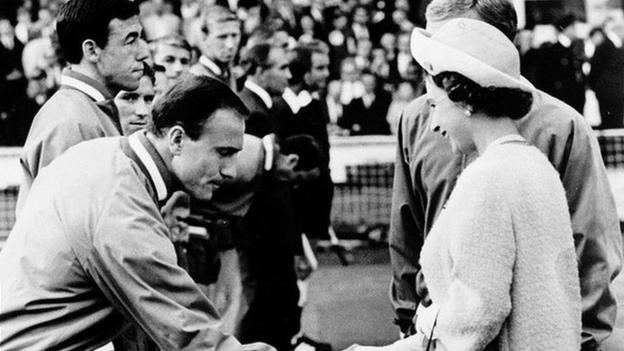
[560,117,623,346]
[388,113,426,332]
[434,174,514,351]
[84,179,243,351]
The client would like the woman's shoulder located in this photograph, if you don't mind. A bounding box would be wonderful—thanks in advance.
[465,144,557,187]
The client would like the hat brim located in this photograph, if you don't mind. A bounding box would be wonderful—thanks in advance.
[410,27,534,93]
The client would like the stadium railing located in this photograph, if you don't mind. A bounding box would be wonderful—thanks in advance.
[2,130,624,248]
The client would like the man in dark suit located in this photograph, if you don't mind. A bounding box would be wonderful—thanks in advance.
[528,13,586,113]
[238,42,291,137]
[235,42,300,348]
[0,16,26,145]
[339,70,391,135]
[589,26,624,129]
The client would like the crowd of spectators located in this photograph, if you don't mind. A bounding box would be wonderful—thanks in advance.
[0,0,427,147]
[3,1,624,148]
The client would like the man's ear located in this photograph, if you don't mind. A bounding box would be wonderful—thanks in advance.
[167,126,186,156]
[303,71,312,86]
[82,39,101,63]
[285,153,299,169]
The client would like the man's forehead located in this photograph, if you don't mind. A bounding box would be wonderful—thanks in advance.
[157,43,190,57]
[268,47,287,65]
[108,16,142,36]
[311,52,329,64]
[208,21,240,36]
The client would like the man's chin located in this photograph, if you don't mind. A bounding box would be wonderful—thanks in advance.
[187,188,213,202]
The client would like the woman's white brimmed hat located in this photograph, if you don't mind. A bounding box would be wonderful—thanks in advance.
[410,18,534,93]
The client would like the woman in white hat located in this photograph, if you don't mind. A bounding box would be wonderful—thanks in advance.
[347,18,581,351]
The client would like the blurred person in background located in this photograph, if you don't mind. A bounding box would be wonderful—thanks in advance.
[527,12,587,113]
[327,8,353,79]
[325,79,346,135]
[151,34,192,88]
[140,0,182,41]
[238,0,270,41]
[190,5,241,90]
[239,42,291,137]
[339,69,391,135]
[371,47,391,81]
[350,5,372,44]
[14,6,32,43]
[386,81,417,135]
[353,38,373,71]
[338,57,365,106]
[16,0,149,214]
[389,31,418,84]
[294,9,325,43]
[388,2,622,351]
[0,16,27,145]
[589,23,624,129]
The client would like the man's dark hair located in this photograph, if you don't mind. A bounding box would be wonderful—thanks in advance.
[239,43,274,76]
[280,134,322,171]
[148,74,249,140]
[288,46,313,85]
[56,0,139,64]
[432,71,532,120]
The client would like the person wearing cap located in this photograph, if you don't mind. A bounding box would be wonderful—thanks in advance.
[349,17,581,351]
[388,2,622,350]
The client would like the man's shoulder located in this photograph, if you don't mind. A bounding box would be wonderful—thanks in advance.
[189,63,217,79]
[520,90,589,137]
[34,88,102,125]
[25,89,107,145]
[398,95,431,141]
[239,88,267,114]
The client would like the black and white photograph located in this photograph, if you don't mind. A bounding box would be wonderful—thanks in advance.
[1,0,624,350]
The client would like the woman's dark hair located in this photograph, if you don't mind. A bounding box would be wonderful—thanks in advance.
[148,74,249,140]
[56,0,139,64]
[431,71,532,119]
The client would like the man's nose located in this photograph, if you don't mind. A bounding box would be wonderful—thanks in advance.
[136,39,150,61]
[135,98,149,117]
[220,157,237,180]
[173,60,184,74]
[225,36,236,50]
